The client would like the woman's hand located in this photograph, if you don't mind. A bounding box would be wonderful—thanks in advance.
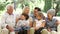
[47,27,51,32]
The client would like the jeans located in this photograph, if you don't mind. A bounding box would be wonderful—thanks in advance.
[34,27,44,34]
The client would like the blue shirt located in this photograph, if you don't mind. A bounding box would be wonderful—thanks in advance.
[45,17,57,31]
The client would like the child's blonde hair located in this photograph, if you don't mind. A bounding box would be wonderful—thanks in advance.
[38,12,45,19]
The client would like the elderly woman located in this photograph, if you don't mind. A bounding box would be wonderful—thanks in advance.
[1,4,16,34]
[45,9,59,32]
[42,9,59,34]
[41,9,59,34]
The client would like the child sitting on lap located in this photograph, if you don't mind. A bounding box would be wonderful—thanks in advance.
[15,13,30,34]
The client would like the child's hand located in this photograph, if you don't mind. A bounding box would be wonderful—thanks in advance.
[23,23,26,26]
[35,27,39,30]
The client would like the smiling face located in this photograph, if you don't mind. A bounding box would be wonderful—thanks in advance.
[25,8,29,14]
[34,9,39,17]
[7,6,13,15]
[23,7,30,15]
[47,9,56,20]
[47,13,53,20]
[36,15,42,20]
[34,7,41,17]
[36,13,42,20]
[20,15,26,20]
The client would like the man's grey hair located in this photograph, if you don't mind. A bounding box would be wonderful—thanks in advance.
[6,4,14,9]
[47,9,56,16]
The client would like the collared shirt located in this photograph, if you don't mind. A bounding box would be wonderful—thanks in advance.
[30,14,36,19]
[1,13,16,28]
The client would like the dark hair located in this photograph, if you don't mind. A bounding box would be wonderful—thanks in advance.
[22,13,29,20]
[35,7,41,11]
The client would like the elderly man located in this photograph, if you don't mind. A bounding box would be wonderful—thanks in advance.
[1,4,16,34]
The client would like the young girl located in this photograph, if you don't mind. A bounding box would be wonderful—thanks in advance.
[33,12,45,34]
[15,13,30,34]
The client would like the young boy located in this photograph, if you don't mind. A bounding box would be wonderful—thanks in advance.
[15,13,30,34]
[33,12,45,34]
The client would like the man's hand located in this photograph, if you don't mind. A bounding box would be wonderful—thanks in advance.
[6,25,14,32]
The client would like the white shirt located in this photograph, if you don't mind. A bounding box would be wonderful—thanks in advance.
[35,19,44,28]
[17,19,30,27]
[1,13,16,28]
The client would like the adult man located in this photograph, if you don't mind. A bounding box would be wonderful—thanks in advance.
[31,7,41,20]
[1,4,16,34]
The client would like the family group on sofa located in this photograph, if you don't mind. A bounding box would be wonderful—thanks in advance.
[0,4,60,34]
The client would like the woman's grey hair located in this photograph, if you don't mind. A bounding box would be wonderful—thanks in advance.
[47,9,56,16]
